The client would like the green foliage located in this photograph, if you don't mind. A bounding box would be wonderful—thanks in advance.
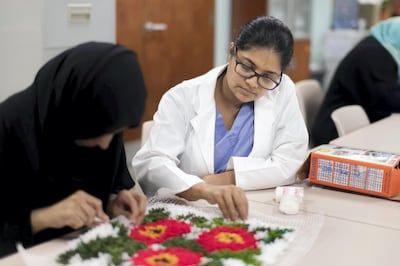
[57,235,146,265]
[205,249,262,266]
[141,207,170,224]
[177,213,213,228]
[56,207,295,266]
[163,236,207,254]
[177,213,249,229]
[262,228,295,244]
[57,222,146,265]
[211,217,225,226]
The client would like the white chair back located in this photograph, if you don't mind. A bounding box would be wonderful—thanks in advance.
[330,105,370,137]
[295,79,324,130]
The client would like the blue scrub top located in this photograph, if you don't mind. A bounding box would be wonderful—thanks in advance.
[214,102,254,173]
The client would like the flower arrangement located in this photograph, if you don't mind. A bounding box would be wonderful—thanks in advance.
[56,201,296,266]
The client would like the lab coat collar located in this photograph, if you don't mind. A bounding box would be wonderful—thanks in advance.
[191,65,227,173]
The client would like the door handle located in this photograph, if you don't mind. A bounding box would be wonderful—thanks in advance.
[144,22,168,32]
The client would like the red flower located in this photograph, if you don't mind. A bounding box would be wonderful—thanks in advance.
[197,226,258,252]
[131,247,202,266]
[130,219,191,245]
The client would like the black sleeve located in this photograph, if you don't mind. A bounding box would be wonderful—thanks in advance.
[0,106,36,257]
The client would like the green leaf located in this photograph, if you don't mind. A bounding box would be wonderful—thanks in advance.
[141,207,170,224]
[206,249,262,266]
[57,222,147,265]
[163,236,207,254]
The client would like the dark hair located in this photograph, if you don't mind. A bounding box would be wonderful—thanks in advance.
[234,16,294,70]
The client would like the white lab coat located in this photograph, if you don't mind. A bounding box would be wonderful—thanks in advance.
[132,65,309,196]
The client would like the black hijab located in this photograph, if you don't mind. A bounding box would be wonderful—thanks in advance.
[37,41,146,139]
[0,42,146,253]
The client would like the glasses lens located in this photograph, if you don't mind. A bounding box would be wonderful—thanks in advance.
[235,60,281,90]
[235,63,254,77]
[258,76,278,90]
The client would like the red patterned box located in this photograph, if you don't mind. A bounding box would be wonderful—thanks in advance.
[308,145,400,198]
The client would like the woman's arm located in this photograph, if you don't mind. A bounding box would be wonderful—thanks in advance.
[203,170,235,185]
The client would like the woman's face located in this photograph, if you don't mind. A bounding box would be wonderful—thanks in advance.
[75,133,115,150]
[74,128,126,150]
[225,45,282,103]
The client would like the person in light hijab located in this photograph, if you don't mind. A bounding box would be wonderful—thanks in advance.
[311,16,400,146]
[0,42,147,257]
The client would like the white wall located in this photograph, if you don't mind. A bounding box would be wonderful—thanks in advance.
[0,0,43,102]
[0,0,115,102]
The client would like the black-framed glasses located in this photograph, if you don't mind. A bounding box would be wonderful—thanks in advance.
[233,49,282,90]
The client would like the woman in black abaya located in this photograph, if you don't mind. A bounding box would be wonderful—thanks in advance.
[0,41,147,257]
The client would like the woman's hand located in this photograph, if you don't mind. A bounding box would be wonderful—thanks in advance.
[30,190,109,234]
[107,189,147,226]
[177,183,248,221]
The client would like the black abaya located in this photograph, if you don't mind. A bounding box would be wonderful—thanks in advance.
[0,42,146,257]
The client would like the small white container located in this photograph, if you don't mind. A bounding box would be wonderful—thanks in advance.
[275,186,304,215]
[279,194,301,214]
[275,186,304,202]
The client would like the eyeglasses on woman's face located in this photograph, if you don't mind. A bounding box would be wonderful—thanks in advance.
[233,48,282,90]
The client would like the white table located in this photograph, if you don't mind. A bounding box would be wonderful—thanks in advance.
[1,181,399,266]
[249,200,400,266]
[248,181,400,266]
[247,181,400,230]
[330,113,400,154]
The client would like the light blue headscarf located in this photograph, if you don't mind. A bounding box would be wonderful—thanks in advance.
[370,16,400,81]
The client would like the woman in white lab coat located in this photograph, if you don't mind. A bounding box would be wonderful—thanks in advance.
[132,16,308,221]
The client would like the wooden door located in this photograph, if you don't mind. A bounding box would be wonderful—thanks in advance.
[232,0,267,37]
[285,39,310,82]
[117,0,215,141]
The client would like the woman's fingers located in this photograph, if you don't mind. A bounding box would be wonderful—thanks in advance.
[208,185,249,221]
[59,190,108,229]
[131,191,147,224]
[234,188,248,220]
[79,191,109,222]
[108,190,148,225]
